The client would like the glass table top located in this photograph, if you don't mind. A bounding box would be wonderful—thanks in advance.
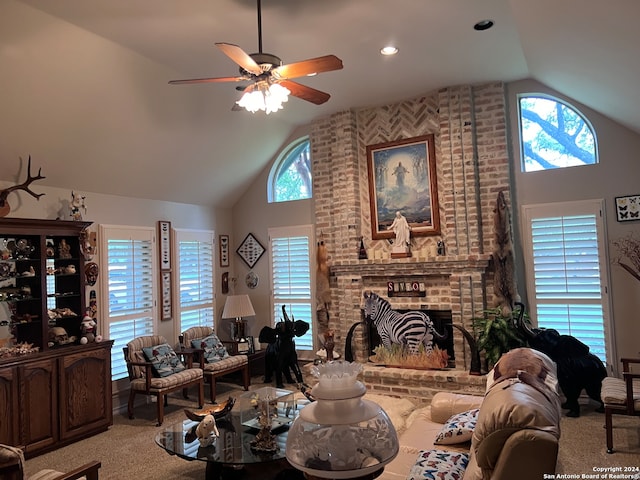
[155,414,289,467]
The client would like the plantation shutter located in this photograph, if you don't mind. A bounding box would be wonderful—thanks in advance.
[523,201,612,364]
[269,226,314,353]
[101,226,155,381]
[176,230,215,332]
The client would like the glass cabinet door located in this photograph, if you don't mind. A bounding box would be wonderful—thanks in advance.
[45,236,84,347]
[0,235,42,348]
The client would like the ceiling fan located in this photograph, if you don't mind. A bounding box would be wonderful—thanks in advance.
[168,0,343,112]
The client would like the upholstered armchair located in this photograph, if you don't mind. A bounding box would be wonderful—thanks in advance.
[0,444,101,480]
[123,334,204,426]
[181,326,250,403]
[601,357,640,453]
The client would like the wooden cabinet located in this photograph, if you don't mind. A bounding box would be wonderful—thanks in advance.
[59,346,112,441]
[0,366,19,445]
[18,358,58,453]
[0,341,113,457]
[0,217,92,352]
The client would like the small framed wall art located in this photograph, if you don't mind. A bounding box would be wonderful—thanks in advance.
[219,235,230,267]
[614,194,640,222]
[236,233,265,269]
[158,221,172,270]
[160,270,172,321]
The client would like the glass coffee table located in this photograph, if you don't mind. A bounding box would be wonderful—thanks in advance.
[155,415,293,480]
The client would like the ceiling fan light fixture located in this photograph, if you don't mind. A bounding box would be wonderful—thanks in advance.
[237,82,290,114]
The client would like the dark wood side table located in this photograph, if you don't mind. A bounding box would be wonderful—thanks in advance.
[247,349,266,377]
[219,345,267,379]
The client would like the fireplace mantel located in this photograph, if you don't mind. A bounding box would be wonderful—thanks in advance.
[330,254,492,277]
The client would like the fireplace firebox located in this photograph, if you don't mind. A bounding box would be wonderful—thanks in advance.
[363,309,454,368]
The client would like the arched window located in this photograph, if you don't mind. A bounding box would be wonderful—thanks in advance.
[268,137,312,203]
[518,94,598,172]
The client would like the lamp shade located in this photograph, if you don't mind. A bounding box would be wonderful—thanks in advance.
[221,294,256,319]
[285,361,399,479]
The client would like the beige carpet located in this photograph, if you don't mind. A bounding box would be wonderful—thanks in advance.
[556,402,640,475]
[24,382,639,480]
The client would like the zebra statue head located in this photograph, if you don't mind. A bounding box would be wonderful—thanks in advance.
[362,290,379,320]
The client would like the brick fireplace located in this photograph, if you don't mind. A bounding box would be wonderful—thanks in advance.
[310,82,511,380]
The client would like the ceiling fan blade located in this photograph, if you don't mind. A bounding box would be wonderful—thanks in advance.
[272,55,343,80]
[215,43,263,76]
[279,80,331,105]
[169,76,247,85]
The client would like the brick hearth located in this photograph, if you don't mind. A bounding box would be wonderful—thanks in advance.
[362,365,486,404]
[303,362,487,405]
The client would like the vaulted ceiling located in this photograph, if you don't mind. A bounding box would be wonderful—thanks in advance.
[2,0,639,208]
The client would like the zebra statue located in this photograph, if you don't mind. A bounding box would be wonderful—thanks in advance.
[363,291,446,354]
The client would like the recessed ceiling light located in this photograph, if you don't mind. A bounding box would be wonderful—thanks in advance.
[474,19,494,31]
[380,46,399,56]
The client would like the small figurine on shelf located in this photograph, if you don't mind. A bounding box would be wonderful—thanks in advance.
[80,315,96,344]
[437,240,445,256]
[58,239,72,259]
[70,191,87,221]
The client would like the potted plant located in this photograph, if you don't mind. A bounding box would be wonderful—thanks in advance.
[471,303,529,369]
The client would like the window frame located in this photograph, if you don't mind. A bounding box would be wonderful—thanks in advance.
[520,199,616,370]
[174,228,216,335]
[268,225,316,358]
[267,136,312,203]
[517,93,598,173]
[99,224,157,388]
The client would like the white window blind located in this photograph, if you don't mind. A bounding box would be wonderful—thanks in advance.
[176,230,215,333]
[523,201,612,364]
[269,226,314,352]
[101,226,155,381]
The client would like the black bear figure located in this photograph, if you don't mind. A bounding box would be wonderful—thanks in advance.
[526,327,607,417]
[259,306,309,388]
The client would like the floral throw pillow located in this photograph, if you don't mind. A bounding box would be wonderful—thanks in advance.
[142,343,186,378]
[408,449,469,480]
[433,408,480,445]
[192,334,230,363]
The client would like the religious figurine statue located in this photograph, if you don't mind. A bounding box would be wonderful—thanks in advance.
[388,211,411,257]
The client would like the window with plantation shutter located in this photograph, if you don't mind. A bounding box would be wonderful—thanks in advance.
[176,229,215,333]
[269,226,315,355]
[100,225,155,382]
[522,200,613,365]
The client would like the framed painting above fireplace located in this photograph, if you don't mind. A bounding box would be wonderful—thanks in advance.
[366,134,440,239]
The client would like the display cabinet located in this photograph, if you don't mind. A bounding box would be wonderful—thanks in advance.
[0,218,113,458]
[0,217,91,351]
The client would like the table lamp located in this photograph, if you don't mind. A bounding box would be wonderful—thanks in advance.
[285,361,399,479]
[221,294,255,343]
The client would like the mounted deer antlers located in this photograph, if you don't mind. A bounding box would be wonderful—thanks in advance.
[0,156,46,217]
